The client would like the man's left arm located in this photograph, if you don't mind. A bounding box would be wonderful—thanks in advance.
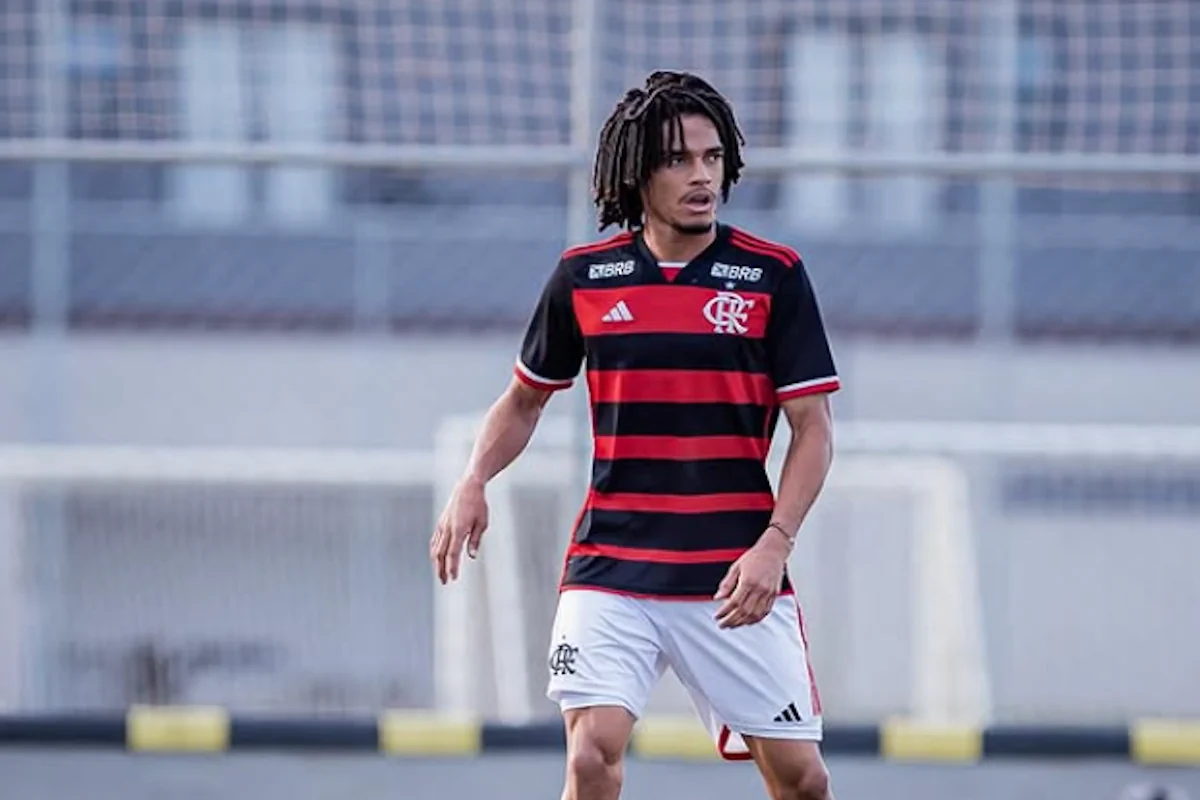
[714,258,839,629]
[763,258,840,552]
[763,392,835,553]
[713,392,835,628]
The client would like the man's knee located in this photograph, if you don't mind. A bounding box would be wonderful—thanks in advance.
[567,738,622,787]
[747,738,833,800]
[789,761,831,800]
[563,706,634,798]
[768,761,830,800]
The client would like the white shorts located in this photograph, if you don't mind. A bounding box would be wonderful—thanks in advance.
[545,588,823,761]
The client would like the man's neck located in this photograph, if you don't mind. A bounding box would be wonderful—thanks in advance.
[642,219,717,264]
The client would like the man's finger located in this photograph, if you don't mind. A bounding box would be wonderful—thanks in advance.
[713,563,740,601]
[719,610,745,629]
[720,607,750,629]
[721,583,775,628]
[446,526,468,581]
[714,588,741,624]
[466,520,486,559]
[716,584,752,628]
[750,592,773,624]
[430,526,447,583]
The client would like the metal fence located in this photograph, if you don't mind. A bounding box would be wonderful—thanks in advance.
[0,0,1196,340]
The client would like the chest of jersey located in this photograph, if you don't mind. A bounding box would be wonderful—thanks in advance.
[573,284,771,339]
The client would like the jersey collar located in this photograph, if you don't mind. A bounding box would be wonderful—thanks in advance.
[633,222,731,285]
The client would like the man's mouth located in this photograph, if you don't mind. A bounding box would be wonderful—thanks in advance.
[683,192,715,212]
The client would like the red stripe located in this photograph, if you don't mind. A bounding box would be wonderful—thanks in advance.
[717,726,754,761]
[568,541,748,564]
[729,233,797,269]
[594,435,766,461]
[574,286,771,338]
[777,377,840,402]
[588,369,775,405]
[563,232,633,259]
[730,229,801,265]
[795,596,823,716]
[559,584,794,601]
[589,491,775,514]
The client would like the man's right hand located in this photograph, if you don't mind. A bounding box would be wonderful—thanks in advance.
[430,475,490,584]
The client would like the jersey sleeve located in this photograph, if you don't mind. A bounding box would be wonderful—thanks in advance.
[767,259,840,402]
[514,259,584,392]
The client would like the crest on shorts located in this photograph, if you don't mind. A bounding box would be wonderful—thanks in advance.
[548,639,579,676]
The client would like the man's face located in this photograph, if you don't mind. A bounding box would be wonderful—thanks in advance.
[641,113,724,236]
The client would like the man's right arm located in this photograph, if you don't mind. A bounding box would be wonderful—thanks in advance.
[460,378,553,488]
[431,257,583,583]
[469,253,583,484]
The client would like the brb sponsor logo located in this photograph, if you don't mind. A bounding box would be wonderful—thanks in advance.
[703,291,755,335]
[711,262,762,283]
[588,260,635,280]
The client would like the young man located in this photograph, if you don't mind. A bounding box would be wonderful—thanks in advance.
[430,70,839,800]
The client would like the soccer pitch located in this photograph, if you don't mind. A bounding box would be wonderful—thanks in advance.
[3,750,1198,800]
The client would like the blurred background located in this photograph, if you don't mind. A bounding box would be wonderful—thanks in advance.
[0,0,1198,796]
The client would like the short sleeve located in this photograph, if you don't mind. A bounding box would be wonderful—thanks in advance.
[514,260,585,391]
[767,260,840,402]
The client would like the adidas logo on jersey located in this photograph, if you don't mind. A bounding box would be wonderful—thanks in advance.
[774,703,804,724]
[601,300,634,323]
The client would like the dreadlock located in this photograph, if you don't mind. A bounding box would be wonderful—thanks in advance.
[592,70,746,232]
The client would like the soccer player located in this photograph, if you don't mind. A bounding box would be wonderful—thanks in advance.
[430,70,839,800]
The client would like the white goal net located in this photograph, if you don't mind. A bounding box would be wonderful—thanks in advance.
[432,414,991,727]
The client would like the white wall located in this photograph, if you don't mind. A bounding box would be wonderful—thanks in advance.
[2,332,1198,449]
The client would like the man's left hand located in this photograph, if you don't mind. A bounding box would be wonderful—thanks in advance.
[713,530,791,629]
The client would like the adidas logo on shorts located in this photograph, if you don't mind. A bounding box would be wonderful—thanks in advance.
[774,702,804,724]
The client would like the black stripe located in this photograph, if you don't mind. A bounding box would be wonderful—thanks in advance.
[578,508,771,552]
[482,721,566,751]
[824,725,881,756]
[587,332,767,372]
[231,717,377,750]
[789,703,802,721]
[592,458,772,496]
[593,403,769,438]
[981,726,1129,758]
[564,556,794,597]
[0,713,125,746]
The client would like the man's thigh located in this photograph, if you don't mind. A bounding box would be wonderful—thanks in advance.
[546,589,667,721]
[657,594,822,760]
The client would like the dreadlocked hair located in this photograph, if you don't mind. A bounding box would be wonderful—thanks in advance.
[592,70,746,231]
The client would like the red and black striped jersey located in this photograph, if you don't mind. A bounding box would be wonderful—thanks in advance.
[514,223,840,599]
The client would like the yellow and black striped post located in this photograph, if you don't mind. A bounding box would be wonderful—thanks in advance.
[1,709,1198,765]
